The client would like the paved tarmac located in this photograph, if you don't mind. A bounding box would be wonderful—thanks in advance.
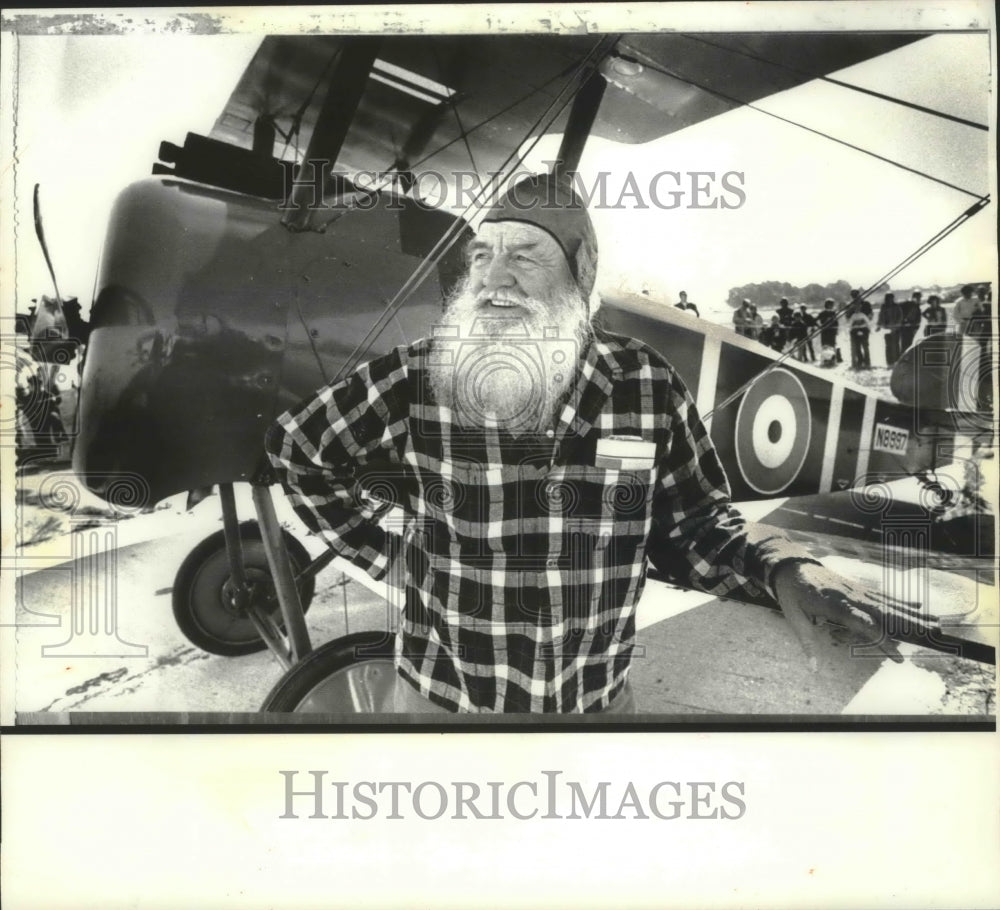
[10,475,996,721]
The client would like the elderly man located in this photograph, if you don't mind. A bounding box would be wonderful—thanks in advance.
[266,173,910,714]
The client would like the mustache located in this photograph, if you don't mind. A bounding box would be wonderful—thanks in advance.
[439,275,591,340]
[446,281,584,318]
[474,288,539,312]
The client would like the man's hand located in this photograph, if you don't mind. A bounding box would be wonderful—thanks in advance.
[771,559,937,671]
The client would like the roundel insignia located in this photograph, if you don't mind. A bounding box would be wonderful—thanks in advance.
[734,368,811,495]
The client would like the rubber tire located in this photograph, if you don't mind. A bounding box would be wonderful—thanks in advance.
[261,631,397,713]
[172,521,315,657]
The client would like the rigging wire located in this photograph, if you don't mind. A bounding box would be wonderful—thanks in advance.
[430,44,481,176]
[331,35,621,384]
[823,75,986,132]
[404,62,581,174]
[279,45,344,160]
[452,101,480,176]
[295,295,330,386]
[624,49,985,199]
[333,63,574,198]
[682,34,989,132]
[270,41,571,174]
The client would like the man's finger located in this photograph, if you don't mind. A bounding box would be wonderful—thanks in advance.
[813,597,908,663]
[817,583,921,615]
[866,591,940,624]
[779,599,820,672]
[873,636,905,664]
[842,589,940,626]
[818,588,939,630]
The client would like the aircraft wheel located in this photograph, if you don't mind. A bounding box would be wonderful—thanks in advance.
[172,522,315,657]
[261,631,396,712]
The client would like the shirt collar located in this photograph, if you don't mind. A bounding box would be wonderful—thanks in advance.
[552,333,620,444]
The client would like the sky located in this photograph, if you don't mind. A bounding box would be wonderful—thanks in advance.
[7,34,261,310]
[5,30,995,318]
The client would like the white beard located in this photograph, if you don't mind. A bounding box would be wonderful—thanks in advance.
[428,279,592,437]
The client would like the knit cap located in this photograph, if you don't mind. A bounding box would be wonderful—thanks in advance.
[481,173,598,300]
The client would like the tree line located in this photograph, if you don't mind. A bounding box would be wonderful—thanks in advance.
[725,280,891,310]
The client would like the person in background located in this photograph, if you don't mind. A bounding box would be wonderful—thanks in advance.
[954,284,981,336]
[759,315,775,349]
[764,314,787,353]
[966,295,993,351]
[776,297,794,326]
[788,310,808,361]
[922,295,947,336]
[817,299,840,363]
[876,292,903,366]
[848,306,872,369]
[899,290,922,354]
[966,292,993,411]
[848,287,874,321]
[857,301,871,368]
[797,304,817,362]
[817,299,839,343]
[748,305,764,341]
[675,290,700,317]
[733,298,754,337]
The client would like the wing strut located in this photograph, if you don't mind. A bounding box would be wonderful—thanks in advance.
[554,70,607,180]
[282,38,382,230]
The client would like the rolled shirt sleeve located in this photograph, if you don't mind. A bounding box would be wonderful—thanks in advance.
[646,371,817,602]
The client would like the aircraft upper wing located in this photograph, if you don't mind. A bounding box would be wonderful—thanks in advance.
[209,33,923,184]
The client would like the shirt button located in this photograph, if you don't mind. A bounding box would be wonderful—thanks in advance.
[545,429,555,438]
[546,558,558,568]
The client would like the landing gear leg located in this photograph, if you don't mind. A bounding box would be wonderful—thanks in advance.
[171,483,315,660]
[251,484,313,665]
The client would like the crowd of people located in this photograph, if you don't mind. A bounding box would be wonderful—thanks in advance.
[733,296,834,364]
[729,284,993,370]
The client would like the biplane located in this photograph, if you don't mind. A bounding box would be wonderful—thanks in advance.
[58,32,993,713]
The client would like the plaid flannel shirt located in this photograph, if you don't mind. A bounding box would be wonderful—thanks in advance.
[267,330,807,713]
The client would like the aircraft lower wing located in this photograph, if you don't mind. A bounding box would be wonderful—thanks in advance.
[636,492,994,715]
